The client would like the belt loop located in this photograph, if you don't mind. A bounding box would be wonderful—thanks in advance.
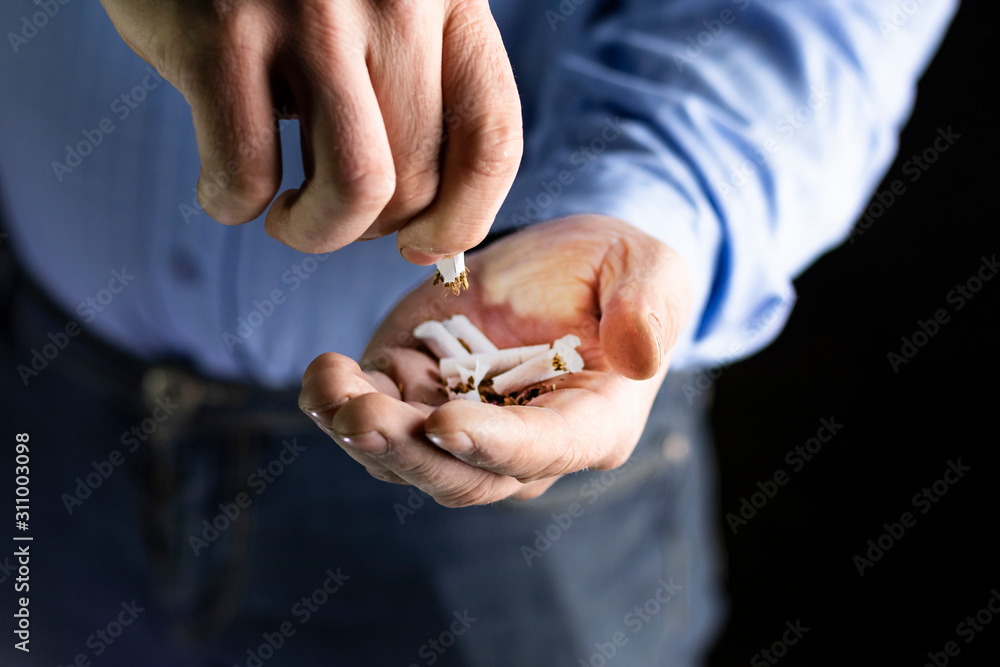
[141,366,208,447]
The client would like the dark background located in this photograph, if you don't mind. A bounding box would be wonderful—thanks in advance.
[707,2,998,665]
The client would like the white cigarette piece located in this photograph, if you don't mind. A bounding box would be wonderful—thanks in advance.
[448,358,491,402]
[441,315,498,355]
[434,254,469,295]
[439,335,581,380]
[436,254,465,284]
[489,338,584,396]
[413,320,469,359]
[439,344,549,379]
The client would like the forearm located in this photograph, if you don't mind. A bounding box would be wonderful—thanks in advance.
[495,0,958,368]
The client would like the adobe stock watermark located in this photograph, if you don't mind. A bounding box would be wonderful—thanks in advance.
[887,253,996,373]
[189,439,307,556]
[716,84,832,200]
[544,0,588,31]
[406,610,478,667]
[222,253,332,352]
[61,395,181,515]
[16,267,136,386]
[750,619,810,666]
[508,116,625,227]
[672,0,753,72]
[233,567,350,667]
[852,458,970,576]
[51,67,166,182]
[922,588,1000,667]
[578,578,683,667]
[53,600,145,666]
[879,0,933,38]
[682,295,793,404]
[520,459,634,567]
[848,126,961,245]
[725,416,843,534]
[0,554,17,585]
[7,0,72,54]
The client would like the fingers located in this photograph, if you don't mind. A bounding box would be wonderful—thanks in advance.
[300,353,399,427]
[331,392,525,507]
[424,382,644,482]
[300,353,409,484]
[185,20,283,225]
[598,237,693,380]
[265,19,396,253]
[360,3,446,240]
[396,1,523,263]
[361,347,446,406]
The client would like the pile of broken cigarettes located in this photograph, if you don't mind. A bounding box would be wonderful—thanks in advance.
[419,254,585,405]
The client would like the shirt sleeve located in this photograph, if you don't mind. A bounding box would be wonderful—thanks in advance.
[494,0,958,369]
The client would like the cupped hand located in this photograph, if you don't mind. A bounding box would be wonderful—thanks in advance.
[100,0,522,262]
[299,215,693,506]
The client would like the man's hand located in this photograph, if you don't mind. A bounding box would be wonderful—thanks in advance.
[99,0,522,263]
[298,215,693,506]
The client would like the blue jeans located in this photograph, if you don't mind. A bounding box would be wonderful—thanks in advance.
[0,277,724,666]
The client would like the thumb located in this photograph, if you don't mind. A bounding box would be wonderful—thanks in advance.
[598,241,692,380]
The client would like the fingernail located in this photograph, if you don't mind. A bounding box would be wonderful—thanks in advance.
[426,431,474,454]
[400,246,443,266]
[301,406,335,429]
[302,396,353,423]
[338,431,389,455]
[646,312,664,368]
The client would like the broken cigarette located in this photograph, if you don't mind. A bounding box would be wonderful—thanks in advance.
[413,320,470,359]
[489,336,584,396]
[438,333,582,380]
[441,314,498,355]
[433,254,470,296]
[447,357,491,402]
[439,343,550,380]
[412,318,585,404]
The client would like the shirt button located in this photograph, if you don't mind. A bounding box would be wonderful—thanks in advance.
[169,248,201,285]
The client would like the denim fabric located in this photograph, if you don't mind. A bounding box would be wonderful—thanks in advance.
[0,282,724,667]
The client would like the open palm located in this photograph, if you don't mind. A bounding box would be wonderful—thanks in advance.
[299,215,692,506]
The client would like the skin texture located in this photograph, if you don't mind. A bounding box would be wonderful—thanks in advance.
[99,0,523,264]
[299,215,694,506]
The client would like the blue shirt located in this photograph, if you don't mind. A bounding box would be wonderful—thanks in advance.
[0,0,957,388]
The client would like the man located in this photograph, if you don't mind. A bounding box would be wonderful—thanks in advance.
[0,0,956,664]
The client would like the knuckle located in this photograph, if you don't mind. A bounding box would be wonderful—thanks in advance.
[392,452,440,479]
[200,171,278,224]
[302,352,343,383]
[375,0,424,33]
[336,162,396,218]
[384,167,439,219]
[366,467,403,484]
[463,119,523,180]
[434,480,494,508]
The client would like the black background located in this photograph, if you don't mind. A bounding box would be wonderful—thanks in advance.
[707,2,998,665]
